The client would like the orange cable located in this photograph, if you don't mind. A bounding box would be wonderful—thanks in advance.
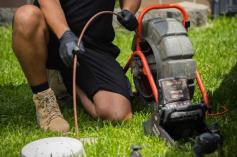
[72,11,121,134]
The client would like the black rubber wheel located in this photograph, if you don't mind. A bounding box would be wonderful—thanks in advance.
[131,18,196,104]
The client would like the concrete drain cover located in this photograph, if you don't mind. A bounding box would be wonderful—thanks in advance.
[21,137,86,157]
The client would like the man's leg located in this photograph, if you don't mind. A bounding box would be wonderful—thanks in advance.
[12,5,69,132]
[77,88,132,121]
[94,90,132,121]
[12,5,48,86]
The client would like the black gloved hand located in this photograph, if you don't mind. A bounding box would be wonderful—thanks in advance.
[117,10,138,31]
[59,30,85,67]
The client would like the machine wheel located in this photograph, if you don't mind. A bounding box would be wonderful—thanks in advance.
[131,18,196,105]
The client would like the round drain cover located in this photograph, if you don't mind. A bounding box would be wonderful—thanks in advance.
[21,137,86,157]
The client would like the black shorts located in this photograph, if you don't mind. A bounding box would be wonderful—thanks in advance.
[46,32,131,100]
[32,1,130,99]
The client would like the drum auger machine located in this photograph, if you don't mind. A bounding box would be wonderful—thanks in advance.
[72,3,229,157]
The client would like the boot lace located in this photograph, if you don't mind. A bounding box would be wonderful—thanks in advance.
[38,91,62,122]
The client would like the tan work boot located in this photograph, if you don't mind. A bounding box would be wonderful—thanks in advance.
[33,88,70,133]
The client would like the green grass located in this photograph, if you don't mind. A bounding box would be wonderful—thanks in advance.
[1,17,237,157]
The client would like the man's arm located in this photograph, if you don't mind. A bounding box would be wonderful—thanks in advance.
[38,0,69,39]
[119,0,141,14]
[38,0,85,67]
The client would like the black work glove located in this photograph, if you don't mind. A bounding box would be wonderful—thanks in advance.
[117,9,138,31]
[59,30,85,67]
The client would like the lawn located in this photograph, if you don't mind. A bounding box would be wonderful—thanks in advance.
[1,17,237,157]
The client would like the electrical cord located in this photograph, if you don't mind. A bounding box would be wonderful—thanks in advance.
[72,11,122,134]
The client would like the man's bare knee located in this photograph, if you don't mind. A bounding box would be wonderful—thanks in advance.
[13,5,46,39]
[95,102,132,121]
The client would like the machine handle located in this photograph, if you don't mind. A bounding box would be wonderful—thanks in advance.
[136,4,189,51]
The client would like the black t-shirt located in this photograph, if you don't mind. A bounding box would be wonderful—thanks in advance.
[34,0,120,57]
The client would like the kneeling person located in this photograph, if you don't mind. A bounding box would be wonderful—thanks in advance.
[12,0,141,132]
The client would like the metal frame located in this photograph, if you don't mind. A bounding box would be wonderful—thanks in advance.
[124,4,209,107]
